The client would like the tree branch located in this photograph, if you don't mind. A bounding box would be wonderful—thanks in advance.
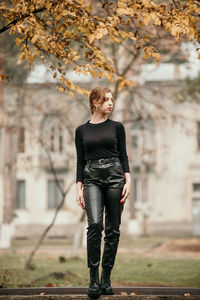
[0,7,46,34]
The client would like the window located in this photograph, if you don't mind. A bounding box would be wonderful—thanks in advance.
[131,135,138,148]
[48,179,64,209]
[40,115,64,154]
[133,178,142,203]
[16,180,25,209]
[191,181,200,236]
[197,121,200,150]
[130,118,154,150]
[50,126,55,152]
[130,121,140,149]
[192,198,200,236]
[18,127,25,153]
[59,127,63,153]
[193,183,200,192]
[0,129,2,168]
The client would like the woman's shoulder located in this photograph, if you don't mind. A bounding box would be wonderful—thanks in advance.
[75,121,88,132]
[109,119,124,128]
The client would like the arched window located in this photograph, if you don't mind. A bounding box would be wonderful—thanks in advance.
[130,116,155,166]
[197,121,200,150]
[131,117,155,151]
[40,114,64,155]
[18,127,25,153]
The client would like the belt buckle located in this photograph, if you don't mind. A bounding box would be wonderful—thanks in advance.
[99,158,105,164]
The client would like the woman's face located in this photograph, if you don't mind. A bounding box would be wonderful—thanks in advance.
[95,92,114,114]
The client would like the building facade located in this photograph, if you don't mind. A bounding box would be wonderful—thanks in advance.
[1,61,200,244]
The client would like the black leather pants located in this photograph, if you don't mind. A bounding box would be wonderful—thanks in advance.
[83,158,126,270]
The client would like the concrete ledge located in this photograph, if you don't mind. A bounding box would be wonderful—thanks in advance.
[0,287,200,299]
[1,296,200,300]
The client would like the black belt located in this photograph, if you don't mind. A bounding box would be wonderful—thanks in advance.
[87,157,120,166]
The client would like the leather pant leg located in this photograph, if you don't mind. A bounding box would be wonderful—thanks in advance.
[83,183,104,268]
[83,161,125,270]
[102,187,124,270]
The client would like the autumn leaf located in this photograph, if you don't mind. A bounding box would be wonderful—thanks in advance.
[58,86,65,92]
[119,79,136,89]
[97,71,103,78]
[120,291,128,295]
[143,13,151,26]
[31,35,39,44]
[45,283,54,287]
[152,52,160,62]
[0,74,9,83]
[0,0,199,96]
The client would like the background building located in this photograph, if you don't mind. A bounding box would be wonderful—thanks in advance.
[1,43,200,246]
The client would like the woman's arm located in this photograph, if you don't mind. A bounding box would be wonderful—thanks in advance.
[76,181,85,210]
[117,122,130,173]
[116,123,131,203]
[75,127,86,209]
[75,127,86,183]
[124,172,131,183]
[121,172,131,204]
[76,181,83,190]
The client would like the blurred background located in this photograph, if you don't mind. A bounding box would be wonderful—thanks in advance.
[0,0,200,289]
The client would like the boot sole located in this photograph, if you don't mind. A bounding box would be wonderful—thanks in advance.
[87,290,101,298]
[101,288,114,295]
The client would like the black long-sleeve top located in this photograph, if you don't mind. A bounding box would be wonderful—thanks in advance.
[75,118,130,183]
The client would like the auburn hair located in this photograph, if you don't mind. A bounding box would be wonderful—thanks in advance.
[89,87,114,114]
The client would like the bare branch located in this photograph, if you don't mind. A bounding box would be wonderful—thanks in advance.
[0,7,46,34]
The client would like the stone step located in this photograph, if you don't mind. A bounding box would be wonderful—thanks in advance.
[1,296,200,300]
[0,287,200,299]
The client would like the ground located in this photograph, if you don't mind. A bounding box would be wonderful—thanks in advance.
[0,235,200,288]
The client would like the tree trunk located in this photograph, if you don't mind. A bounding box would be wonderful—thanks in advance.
[0,57,17,248]
[140,125,148,236]
[71,211,86,258]
[123,95,136,219]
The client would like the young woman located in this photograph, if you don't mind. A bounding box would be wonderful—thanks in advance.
[75,86,131,298]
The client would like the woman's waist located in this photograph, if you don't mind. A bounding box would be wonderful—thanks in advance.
[86,156,120,167]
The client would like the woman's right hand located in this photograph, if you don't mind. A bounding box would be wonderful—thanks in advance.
[76,186,85,210]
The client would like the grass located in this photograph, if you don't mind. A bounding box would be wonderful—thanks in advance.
[0,252,88,288]
[0,236,200,288]
[114,254,200,287]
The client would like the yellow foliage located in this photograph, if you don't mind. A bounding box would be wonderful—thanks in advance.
[0,0,199,95]
[150,12,161,26]
[152,52,160,62]
[31,35,39,43]
[104,72,114,83]
[15,36,26,46]
[58,86,65,92]
[142,13,151,26]
[97,71,103,78]
[118,79,136,89]
[46,3,52,11]
[144,51,151,60]
[88,69,96,78]
[188,27,195,40]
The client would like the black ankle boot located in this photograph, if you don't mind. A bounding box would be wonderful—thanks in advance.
[88,267,101,298]
[100,267,114,295]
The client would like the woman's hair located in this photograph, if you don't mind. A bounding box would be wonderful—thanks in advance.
[89,87,114,114]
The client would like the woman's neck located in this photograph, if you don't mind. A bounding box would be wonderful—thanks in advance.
[89,114,108,124]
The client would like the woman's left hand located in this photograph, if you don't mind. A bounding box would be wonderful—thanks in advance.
[120,181,131,204]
